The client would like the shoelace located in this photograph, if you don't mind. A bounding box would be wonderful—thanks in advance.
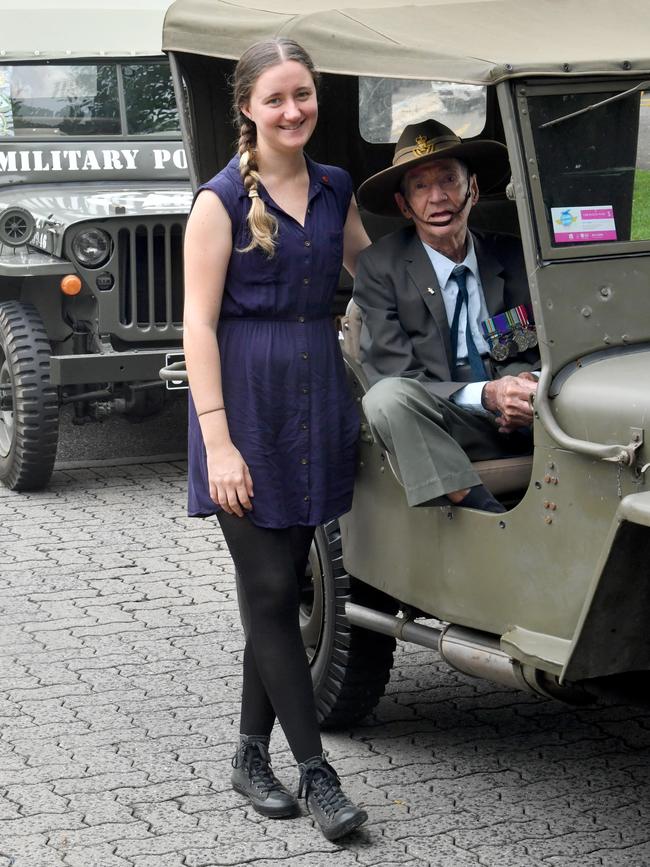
[298,761,350,817]
[232,742,284,794]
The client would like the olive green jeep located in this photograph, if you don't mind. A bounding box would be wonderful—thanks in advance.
[162,0,650,722]
[0,1,190,490]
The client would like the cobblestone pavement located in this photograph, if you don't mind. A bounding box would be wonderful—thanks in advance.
[1,461,650,867]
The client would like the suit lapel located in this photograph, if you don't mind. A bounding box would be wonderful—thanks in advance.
[473,232,505,315]
[404,233,453,361]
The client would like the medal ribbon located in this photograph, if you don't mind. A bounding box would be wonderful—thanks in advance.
[481,305,534,340]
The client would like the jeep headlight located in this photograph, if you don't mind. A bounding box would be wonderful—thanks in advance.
[72,228,112,268]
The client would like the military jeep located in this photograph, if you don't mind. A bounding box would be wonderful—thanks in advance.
[163,0,650,723]
[0,2,190,491]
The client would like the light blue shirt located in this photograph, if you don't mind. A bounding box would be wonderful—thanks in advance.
[421,236,489,411]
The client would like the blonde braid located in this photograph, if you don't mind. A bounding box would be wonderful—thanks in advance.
[237,119,278,256]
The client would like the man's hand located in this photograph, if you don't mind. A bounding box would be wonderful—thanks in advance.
[481,373,538,433]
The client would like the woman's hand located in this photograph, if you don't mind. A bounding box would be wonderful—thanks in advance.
[207,444,254,517]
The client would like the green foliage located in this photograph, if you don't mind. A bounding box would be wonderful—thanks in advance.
[632,169,650,240]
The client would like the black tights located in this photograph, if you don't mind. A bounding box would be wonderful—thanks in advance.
[217,511,322,764]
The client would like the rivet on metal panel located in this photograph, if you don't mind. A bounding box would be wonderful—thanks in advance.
[548,462,555,469]
[545,516,553,525]
[552,477,558,485]
[622,334,630,343]
[599,286,611,298]
[581,306,592,318]
[544,474,552,483]
[549,502,557,510]
[498,520,506,529]
[543,500,550,508]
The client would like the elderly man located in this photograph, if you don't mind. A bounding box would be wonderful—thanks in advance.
[354,119,539,513]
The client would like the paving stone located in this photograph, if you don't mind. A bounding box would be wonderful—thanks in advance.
[2,461,650,867]
[3,784,69,817]
[0,834,67,867]
[60,844,133,867]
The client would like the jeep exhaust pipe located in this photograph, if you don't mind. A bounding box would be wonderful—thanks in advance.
[345,602,583,701]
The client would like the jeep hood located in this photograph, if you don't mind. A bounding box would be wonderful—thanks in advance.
[0,182,192,257]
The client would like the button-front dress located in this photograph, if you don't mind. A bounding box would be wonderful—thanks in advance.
[187,155,359,528]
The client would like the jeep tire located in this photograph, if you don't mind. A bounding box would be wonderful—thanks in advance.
[302,519,396,728]
[0,302,59,491]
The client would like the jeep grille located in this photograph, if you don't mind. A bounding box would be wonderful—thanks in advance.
[117,222,184,329]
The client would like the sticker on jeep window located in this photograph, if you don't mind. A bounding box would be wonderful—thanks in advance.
[551,206,617,243]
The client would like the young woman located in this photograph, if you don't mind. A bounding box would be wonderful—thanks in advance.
[182,39,370,841]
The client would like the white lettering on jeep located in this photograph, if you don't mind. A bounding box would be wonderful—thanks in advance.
[0,147,187,173]
[0,151,17,172]
[153,147,188,170]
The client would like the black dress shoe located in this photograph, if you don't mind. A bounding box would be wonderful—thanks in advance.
[231,736,299,818]
[456,484,506,513]
[298,754,368,841]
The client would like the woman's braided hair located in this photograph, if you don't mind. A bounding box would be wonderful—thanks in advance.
[233,38,319,256]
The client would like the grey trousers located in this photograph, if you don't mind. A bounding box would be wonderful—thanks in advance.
[362,377,530,506]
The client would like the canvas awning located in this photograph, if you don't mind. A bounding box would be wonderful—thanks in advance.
[163,0,650,83]
[0,0,171,60]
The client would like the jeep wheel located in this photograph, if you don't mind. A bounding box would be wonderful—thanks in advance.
[0,302,59,491]
[301,519,397,728]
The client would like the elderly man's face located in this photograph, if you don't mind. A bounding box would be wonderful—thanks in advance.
[394,157,478,251]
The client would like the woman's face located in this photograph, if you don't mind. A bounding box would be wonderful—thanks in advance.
[241,59,318,155]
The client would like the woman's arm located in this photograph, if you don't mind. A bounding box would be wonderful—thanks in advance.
[183,189,254,516]
[342,197,371,277]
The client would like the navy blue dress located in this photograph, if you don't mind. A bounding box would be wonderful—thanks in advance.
[187,156,359,528]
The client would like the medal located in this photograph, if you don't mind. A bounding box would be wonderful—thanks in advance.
[513,325,529,353]
[481,305,537,361]
[489,337,510,361]
[525,327,538,349]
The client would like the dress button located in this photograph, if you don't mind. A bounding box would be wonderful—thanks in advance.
[301,386,309,394]
[301,352,309,360]
[297,315,305,323]
[301,422,308,430]
[300,458,309,465]
[303,277,310,286]
[304,240,311,247]
[304,495,310,502]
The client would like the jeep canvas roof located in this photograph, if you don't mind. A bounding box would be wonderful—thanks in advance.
[163,0,650,82]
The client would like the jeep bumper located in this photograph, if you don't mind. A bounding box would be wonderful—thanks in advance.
[50,349,181,386]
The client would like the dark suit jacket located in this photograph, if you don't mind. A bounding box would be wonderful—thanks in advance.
[353,227,539,401]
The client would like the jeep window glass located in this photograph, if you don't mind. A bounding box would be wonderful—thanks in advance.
[528,85,650,247]
[123,63,180,135]
[359,77,486,143]
[1,65,120,137]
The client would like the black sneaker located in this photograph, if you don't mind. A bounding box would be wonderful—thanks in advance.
[298,754,368,841]
[231,736,299,818]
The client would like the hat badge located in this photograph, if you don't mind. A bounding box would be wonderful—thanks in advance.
[413,135,435,157]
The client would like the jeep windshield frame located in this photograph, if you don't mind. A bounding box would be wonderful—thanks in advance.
[516,76,650,260]
[0,60,181,141]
